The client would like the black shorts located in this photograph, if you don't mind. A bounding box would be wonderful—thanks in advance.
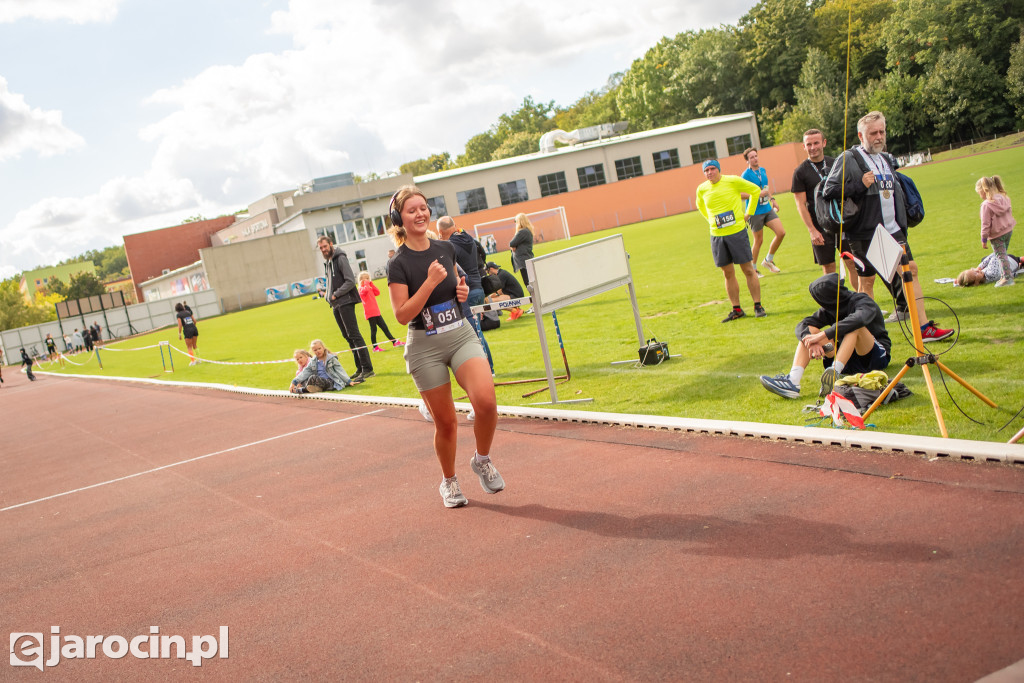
[824,338,891,375]
[710,230,753,268]
[183,327,199,340]
[812,232,851,266]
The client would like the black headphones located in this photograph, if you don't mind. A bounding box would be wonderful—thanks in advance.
[388,192,402,228]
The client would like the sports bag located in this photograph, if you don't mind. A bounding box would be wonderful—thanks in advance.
[895,171,924,227]
[813,150,868,236]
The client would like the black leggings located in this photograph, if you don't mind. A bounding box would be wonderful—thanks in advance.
[519,268,530,288]
[367,316,396,345]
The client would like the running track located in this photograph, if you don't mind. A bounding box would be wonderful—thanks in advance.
[2,370,1023,681]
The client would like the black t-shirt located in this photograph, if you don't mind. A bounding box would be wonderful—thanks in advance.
[388,239,461,330]
[177,310,198,334]
[791,155,834,230]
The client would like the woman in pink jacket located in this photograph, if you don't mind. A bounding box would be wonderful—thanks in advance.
[358,271,405,351]
[976,175,1016,287]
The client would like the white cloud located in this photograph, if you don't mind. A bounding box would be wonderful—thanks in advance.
[1,0,753,275]
[0,77,85,161]
[0,0,121,24]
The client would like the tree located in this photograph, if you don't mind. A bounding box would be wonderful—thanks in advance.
[672,27,755,118]
[1007,30,1024,122]
[812,0,891,84]
[616,34,693,130]
[65,272,106,301]
[490,131,541,161]
[776,48,847,144]
[0,279,54,331]
[494,96,557,140]
[456,132,500,167]
[738,0,822,106]
[919,46,1011,142]
[399,152,452,176]
[858,71,926,152]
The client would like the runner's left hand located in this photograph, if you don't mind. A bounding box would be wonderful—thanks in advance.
[456,276,468,302]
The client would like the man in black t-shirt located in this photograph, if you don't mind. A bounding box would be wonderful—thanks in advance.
[790,128,858,289]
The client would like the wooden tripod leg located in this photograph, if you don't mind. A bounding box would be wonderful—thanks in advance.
[920,363,949,439]
[935,360,998,408]
[863,363,911,420]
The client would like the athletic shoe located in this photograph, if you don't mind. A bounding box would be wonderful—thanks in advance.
[348,373,364,385]
[470,455,505,493]
[418,402,433,422]
[760,373,800,399]
[920,322,954,342]
[885,309,909,323]
[755,268,764,279]
[392,340,406,347]
[754,304,767,318]
[509,308,523,321]
[819,367,839,397]
[525,307,534,314]
[359,370,375,380]
[994,278,1015,287]
[373,345,383,352]
[721,309,746,323]
[761,258,781,274]
[468,409,475,421]
[440,478,468,508]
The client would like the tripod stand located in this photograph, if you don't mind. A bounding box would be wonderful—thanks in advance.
[862,250,996,438]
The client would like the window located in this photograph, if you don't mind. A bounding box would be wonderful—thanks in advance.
[690,141,718,164]
[577,163,606,189]
[426,196,447,220]
[315,226,338,244]
[457,187,488,214]
[538,172,568,197]
[498,179,529,206]
[615,156,643,180]
[726,134,753,157]
[652,149,680,172]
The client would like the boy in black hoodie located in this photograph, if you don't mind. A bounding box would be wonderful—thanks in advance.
[760,273,891,399]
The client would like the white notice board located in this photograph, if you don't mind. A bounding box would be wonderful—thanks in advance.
[527,234,632,314]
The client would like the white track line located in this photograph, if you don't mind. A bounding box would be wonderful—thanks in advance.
[1,409,383,513]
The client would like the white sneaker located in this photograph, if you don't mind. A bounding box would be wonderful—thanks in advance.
[468,409,475,421]
[761,258,781,274]
[440,477,468,508]
[418,402,433,422]
[470,455,505,493]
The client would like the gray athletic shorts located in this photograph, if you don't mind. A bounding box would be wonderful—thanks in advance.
[711,230,754,268]
[404,321,486,392]
[747,210,779,232]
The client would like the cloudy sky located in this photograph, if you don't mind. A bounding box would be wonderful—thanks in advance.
[0,0,751,279]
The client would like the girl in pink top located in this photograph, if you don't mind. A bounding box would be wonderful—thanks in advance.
[976,175,1016,286]
[358,271,405,351]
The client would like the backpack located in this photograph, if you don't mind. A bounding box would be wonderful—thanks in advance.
[813,151,867,236]
[895,171,925,227]
[813,180,859,236]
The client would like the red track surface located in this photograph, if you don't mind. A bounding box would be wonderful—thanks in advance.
[2,371,1023,681]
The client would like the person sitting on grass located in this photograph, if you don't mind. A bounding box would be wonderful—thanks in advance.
[485,262,526,320]
[291,340,353,393]
[760,273,891,400]
[955,252,1023,287]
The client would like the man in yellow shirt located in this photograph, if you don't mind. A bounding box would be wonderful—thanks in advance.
[695,159,766,322]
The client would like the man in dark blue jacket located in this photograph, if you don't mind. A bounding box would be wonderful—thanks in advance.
[760,273,891,399]
[317,236,372,383]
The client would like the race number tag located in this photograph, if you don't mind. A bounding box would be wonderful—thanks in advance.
[715,211,737,228]
[421,298,464,336]
[758,194,770,206]
[878,173,895,198]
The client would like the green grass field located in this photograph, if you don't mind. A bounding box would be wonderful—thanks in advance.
[44,147,1024,443]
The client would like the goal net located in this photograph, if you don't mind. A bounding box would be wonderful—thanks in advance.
[472,206,569,256]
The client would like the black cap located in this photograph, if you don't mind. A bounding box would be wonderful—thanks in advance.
[486,262,500,269]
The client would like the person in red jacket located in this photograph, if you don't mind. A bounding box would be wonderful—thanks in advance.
[358,271,404,351]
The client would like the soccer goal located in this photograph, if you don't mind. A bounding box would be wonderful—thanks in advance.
[472,206,569,255]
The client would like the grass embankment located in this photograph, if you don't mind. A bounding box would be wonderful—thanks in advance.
[47,148,1024,443]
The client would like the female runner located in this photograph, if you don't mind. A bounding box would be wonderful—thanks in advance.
[387,185,503,508]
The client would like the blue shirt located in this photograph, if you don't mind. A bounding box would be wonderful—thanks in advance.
[742,167,772,215]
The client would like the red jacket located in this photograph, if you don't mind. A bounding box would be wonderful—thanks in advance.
[358,280,381,319]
